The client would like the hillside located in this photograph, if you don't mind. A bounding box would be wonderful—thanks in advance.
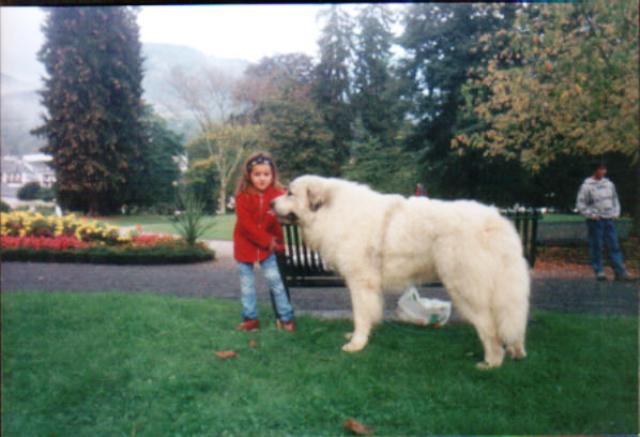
[0,43,251,155]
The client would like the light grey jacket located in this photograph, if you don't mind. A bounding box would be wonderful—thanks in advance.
[576,177,620,219]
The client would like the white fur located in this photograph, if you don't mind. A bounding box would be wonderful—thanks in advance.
[273,175,530,368]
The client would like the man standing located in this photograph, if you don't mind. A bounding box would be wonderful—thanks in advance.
[576,162,633,281]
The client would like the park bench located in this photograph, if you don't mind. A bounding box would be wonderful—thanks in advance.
[275,208,540,295]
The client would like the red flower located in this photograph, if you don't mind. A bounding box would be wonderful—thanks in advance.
[1,235,90,251]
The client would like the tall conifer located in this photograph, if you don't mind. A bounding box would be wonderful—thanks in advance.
[34,7,146,214]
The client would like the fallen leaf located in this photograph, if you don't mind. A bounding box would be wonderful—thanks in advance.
[248,339,257,348]
[344,418,374,436]
[214,350,237,359]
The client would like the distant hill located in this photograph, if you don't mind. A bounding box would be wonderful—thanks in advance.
[1,73,46,156]
[141,43,250,139]
[0,43,251,156]
[1,73,41,95]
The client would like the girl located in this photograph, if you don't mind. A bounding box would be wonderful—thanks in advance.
[233,151,295,332]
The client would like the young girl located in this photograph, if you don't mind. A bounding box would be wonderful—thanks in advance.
[233,151,295,332]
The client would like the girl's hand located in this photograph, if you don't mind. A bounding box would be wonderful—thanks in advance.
[268,238,277,252]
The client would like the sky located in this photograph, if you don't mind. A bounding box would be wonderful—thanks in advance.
[0,4,397,87]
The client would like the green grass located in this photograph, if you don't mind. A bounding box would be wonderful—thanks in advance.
[2,293,637,436]
[95,214,174,227]
[97,214,236,241]
[93,213,635,240]
[541,213,633,223]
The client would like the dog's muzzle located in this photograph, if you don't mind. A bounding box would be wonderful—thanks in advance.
[276,212,298,225]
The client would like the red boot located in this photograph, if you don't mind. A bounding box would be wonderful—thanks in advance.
[276,319,296,332]
[237,319,260,332]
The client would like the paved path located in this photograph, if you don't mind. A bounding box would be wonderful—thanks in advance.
[1,240,637,320]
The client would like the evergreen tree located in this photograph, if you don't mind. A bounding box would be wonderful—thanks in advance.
[261,99,335,182]
[127,106,184,210]
[343,119,418,195]
[352,4,402,146]
[398,4,523,203]
[33,7,146,215]
[312,5,354,175]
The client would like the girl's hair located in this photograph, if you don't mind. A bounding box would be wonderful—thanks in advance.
[235,151,283,196]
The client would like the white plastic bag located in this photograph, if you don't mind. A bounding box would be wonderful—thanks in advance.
[395,286,452,327]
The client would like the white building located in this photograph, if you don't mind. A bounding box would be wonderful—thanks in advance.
[1,153,56,208]
[1,153,55,188]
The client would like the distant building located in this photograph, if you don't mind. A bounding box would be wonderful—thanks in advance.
[1,153,56,207]
[1,153,55,188]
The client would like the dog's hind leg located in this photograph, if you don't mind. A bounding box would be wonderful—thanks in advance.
[471,315,505,369]
[342,277,383,353]
[445,285,505,369]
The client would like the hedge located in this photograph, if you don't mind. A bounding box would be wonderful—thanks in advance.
[0,242,215,265]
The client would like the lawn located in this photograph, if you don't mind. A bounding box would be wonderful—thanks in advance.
[98,213,236,241]
[540,213,633,223]
[2,293,637,436]
[89,212,635,242]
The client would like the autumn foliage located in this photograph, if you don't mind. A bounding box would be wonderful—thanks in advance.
[455,1,639,170]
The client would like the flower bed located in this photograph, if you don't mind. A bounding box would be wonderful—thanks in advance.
[0,212,214,264]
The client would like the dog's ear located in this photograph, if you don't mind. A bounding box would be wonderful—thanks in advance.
[307,181,328,212]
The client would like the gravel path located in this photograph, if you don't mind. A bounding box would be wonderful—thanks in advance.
[1,240,637,320]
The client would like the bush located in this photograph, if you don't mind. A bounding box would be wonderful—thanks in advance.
[1,200,11,212]
[17,182,42,200]
[170,192,216,246]
[38,187,56,202]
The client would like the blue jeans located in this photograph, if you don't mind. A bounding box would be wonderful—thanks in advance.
[586,219,626,275]
[237,254,294,322]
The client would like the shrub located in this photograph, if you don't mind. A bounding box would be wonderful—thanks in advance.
[1,200,11,212]
[38,187,56,202]
[0,240,214,264]
[170,193,215,246]
[17,182,42,200]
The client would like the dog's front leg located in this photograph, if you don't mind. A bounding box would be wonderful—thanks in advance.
[342,277,383,353]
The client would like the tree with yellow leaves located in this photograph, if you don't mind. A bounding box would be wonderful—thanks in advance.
[456,0,639,231]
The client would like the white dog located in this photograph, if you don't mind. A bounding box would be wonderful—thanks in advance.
[273,176,530,368]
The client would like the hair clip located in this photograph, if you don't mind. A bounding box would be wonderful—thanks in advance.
[247,156,272,171]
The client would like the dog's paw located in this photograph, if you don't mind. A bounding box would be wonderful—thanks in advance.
[341,335,367,353]
[506,345,527,360]
[475,360,501,370]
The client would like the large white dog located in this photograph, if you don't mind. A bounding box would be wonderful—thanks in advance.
[273,175,530,369]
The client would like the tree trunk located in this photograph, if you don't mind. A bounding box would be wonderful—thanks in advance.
[633,160,640,237]
[218,179,227,215]
[88,197,100,217]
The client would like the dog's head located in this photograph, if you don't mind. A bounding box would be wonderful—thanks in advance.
[273,175,333,226]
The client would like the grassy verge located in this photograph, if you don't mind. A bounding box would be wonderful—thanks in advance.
[2,293,637,436]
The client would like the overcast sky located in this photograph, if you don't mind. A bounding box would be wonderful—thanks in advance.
[1,4,400,86]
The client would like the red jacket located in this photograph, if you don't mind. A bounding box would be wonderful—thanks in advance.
[233,186,286,263]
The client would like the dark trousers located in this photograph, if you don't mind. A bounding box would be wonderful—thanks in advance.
[586,219,626,275]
